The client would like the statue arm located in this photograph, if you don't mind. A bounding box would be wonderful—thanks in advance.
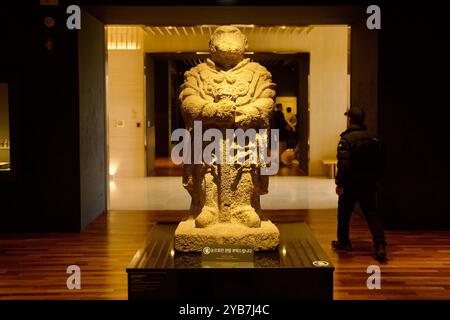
[235,88,276,128]
[180,74,235,126]
[235,67,276,128]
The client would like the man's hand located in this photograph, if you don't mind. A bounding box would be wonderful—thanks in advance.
[336,187,344,196]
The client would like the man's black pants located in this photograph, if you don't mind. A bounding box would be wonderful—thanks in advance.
[337,189,385,244]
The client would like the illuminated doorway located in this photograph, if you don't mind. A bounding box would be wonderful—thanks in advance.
[105,23,350,210]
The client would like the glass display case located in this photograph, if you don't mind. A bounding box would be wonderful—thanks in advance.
[0,83,11,171]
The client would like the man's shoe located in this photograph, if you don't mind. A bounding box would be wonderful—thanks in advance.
[331,240,352,251]
[374,242,387,261]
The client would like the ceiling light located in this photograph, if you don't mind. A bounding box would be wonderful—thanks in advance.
[232,24,255,28]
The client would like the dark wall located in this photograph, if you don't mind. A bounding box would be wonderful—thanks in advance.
[78,11,107,229]
[351,13,378,133]
[297,54,310,175]
[0,4,107,232]
[0,4,81,232]
[145,55,156,175]
[270,64,298,97]
[169,61,184,133]
[154,60,169,158]
[378,4,450,229]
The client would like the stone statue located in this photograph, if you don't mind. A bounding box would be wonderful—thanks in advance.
[174,26,280,252]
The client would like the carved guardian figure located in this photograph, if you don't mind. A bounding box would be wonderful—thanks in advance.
[175,26,279,252]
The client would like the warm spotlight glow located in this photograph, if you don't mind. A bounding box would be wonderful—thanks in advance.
[109,163,118,182]
[109,180,116,191]
[198,24,254,29]
[109,164,117,176]
[106,26,144,50]
[198,24,219,28]
[282,247,287,256]
[232,24,255,28]
[280,26,287,29]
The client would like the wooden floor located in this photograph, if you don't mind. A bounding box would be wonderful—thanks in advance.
[154,157,183,176]
[1,209,450,300]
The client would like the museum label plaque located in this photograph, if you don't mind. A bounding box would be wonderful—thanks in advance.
[201,245,254,268]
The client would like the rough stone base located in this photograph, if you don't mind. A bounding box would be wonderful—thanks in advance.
[174,219,280,252]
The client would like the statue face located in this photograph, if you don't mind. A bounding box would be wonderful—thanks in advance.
[209,26,248,70]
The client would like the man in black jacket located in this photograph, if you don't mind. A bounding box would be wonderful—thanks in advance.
[332,107,387,261]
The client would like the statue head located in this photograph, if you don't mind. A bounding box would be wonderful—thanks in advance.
[209,26,248,70]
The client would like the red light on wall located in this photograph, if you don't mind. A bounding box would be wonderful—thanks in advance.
[45,38,55,52]
[44,16,56,28]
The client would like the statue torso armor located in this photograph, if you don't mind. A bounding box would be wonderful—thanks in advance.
[185,58,271,106]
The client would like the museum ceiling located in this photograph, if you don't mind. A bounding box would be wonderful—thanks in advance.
[106,24,349,57]
[143,25,313,37]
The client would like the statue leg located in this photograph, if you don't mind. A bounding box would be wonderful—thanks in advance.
[195,171,220,228]
[231,169,261,228]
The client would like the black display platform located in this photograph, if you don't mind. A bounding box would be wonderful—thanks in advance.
[127,222,334,300]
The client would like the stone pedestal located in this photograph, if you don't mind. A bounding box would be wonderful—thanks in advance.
[127,222,334,300]
[174,219,279,252]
